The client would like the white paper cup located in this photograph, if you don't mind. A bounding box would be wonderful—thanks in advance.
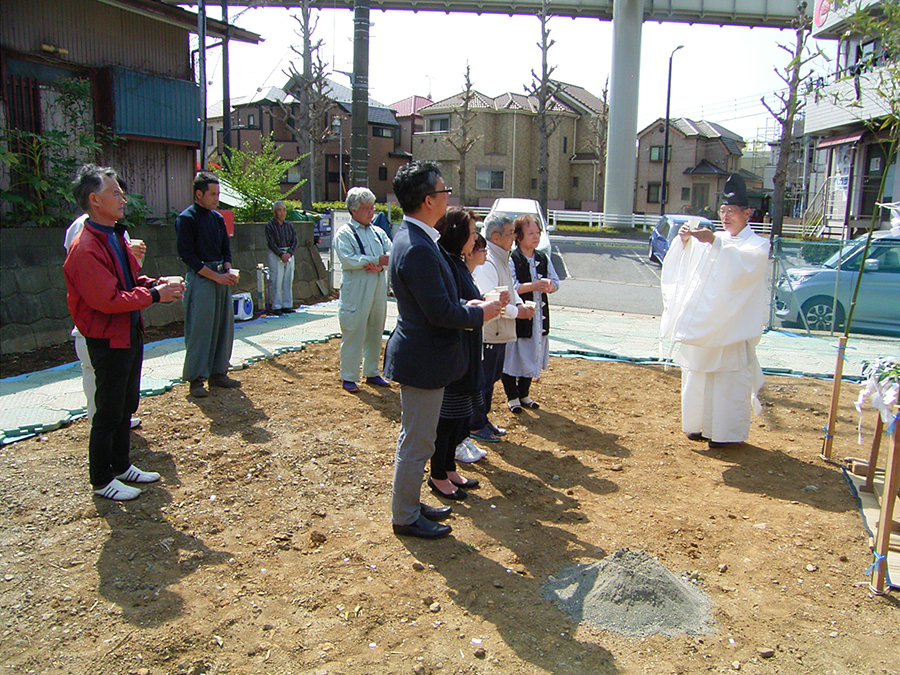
[524,300,536,309]
[484,291,501,303]
[229,268,240,280]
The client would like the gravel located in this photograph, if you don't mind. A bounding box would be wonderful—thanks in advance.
[542,548,715,637]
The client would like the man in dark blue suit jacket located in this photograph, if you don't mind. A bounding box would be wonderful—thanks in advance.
[385,161,501,539]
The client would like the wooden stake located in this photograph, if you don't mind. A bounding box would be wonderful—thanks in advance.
[870,408,900,595]
[863,414,885,493]
[821,336,848,461]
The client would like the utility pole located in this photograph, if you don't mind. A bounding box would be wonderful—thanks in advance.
[349,0,370,188]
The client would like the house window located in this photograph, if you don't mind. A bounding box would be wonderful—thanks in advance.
[428,116,450,132]
[572,176,579,188]
[206,126,214,145]
[476,169,504,190]
[563,136,568,154]
[531,178,538,190]
[681,187,691,201]
[247,113,256,128]
[648,182,662,203]
[378,166,388,181]
[373,126,393,138]
[649,145,670,162]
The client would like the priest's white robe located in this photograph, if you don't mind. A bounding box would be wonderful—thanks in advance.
[660,226,770,443]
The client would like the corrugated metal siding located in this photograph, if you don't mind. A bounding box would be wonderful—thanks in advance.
[110,67,201,143]
[104,140,194,219]
[805,73,891,135]
[1,0,190,79]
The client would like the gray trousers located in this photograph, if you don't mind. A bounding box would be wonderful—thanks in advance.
[182,268,234,382]
[392,385,444,526]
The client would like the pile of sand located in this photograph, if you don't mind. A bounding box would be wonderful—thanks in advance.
[543,548,714,636]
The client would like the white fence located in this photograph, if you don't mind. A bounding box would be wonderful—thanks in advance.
[463,208,816,237]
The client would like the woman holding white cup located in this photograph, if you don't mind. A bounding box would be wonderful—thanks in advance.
[502,214,560,413]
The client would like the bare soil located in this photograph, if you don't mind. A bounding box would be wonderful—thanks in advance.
[1,339,898,675]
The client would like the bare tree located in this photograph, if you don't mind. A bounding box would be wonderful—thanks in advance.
[269,3,332,208]
[762,2,818,238]
[446,64,482,207]
[587,76,610,206]
[524,0,560,215]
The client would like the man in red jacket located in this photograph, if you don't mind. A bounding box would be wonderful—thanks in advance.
[63,164,183,501]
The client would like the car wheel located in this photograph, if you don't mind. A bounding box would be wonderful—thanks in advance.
[648,242,657,264]
[801,296,845,331]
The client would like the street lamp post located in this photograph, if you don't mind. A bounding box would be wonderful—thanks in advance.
[660,45,684,216]
[332,115,343,201]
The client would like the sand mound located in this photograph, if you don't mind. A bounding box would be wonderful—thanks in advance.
[543,548,715,637]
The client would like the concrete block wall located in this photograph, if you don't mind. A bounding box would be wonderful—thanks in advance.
[0,220,325,358]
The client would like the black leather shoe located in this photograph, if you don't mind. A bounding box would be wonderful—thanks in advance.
[419,502,452,521]
[392,515,452,539]
[708,440,735,449]
[209,373,241,388]
[428,477,467,501]
[449,476,479,489]
[686,432,708,442]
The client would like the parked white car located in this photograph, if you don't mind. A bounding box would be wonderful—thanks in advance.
[485,198,554,254]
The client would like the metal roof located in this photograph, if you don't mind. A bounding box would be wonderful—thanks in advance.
[226,0,811,29]
[112,0,261,43]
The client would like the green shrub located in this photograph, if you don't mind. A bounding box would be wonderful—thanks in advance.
[216,134,303,222]
[312,201,402,221]
[799,237,838,265]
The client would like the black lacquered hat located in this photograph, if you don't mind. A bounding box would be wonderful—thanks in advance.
[721,174,749,207]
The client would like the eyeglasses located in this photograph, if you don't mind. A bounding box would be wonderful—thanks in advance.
[429,187,453,196]
[718,206,745,216]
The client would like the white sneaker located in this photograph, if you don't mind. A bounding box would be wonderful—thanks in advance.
[455,442,477,463]
[456,438,486,463]
[130,417,142,429]
[465,438,488,461]
[115,465,160,483]
[93,479,141,501]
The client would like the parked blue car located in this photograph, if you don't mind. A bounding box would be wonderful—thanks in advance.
[648,214,715,264]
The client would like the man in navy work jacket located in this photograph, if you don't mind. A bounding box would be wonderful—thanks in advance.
[384,161,501,539]
[63,164,184,501]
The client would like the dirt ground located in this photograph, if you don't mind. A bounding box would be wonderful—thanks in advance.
[1,338,899,675]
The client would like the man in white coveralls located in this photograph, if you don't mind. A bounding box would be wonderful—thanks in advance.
[660,173,770,449]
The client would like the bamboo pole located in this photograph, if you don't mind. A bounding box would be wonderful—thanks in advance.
[870,409,900,595]
[821,336,847,461]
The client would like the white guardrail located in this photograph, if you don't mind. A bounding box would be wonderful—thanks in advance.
[547,211,659,231]
[545,211,811,237]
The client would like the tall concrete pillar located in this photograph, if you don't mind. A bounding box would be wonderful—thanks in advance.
[604,0,644,228]
[350,0,370,188]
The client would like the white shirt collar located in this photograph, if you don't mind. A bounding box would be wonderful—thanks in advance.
[404,216,440,244]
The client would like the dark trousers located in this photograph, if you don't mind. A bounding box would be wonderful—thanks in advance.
[501,374,532,401]
[469,342,506,431]
[85,324,143,488]
[430,416,468,479]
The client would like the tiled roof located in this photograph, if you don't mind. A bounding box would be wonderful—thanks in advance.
[335,101,399,127]
[418,80,605,117]
[210,78,397,126]
[639,117,745,156]
[683,159,729,175]
[389,95,433,117]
